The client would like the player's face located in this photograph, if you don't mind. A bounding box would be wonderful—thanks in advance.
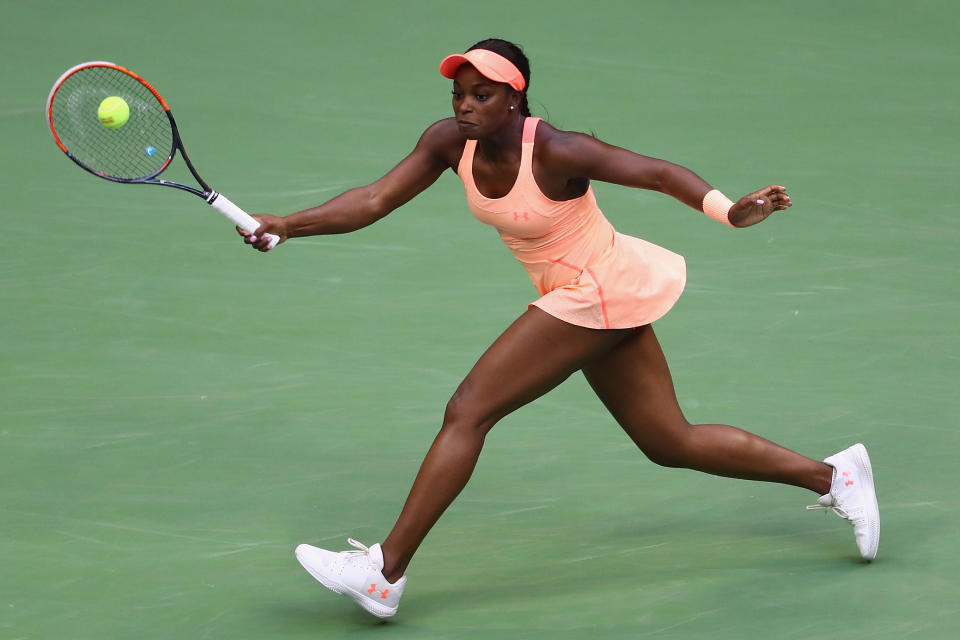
[451,65,518,139]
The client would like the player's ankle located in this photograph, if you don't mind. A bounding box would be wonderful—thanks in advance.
[813,461,833,495]
[380,547,405,583]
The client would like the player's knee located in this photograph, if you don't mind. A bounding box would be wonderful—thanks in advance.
[638,422,693,468]
[442,385,496,436]
[644,446,687,468]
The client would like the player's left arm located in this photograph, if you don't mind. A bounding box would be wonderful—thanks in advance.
[541,128,791,227]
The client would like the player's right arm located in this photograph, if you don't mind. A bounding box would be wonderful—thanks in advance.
[242,119,462,250]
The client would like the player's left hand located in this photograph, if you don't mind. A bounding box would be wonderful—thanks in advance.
[729,185,792,227]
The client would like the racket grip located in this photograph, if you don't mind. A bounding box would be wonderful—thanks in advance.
[207,191,280,249]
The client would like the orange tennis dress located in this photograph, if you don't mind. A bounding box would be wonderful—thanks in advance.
[458,117,687,329]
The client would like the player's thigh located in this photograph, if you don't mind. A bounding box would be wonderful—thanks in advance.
[448,307,630,428]
[580,324,689,449]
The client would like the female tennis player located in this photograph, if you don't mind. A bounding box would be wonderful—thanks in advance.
[241,39,880,618]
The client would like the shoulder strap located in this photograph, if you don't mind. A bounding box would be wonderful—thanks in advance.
[457,139,477,180]
[521,117,541,144]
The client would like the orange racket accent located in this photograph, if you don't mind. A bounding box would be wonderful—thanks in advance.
[45,61,171,153]
[109,62,170,110]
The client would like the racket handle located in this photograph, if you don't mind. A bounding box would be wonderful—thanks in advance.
[207,191,280,249]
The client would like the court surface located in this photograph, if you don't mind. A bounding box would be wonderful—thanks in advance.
[2,1,958,638]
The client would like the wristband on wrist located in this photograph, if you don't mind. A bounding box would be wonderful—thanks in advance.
[702,189,736,227]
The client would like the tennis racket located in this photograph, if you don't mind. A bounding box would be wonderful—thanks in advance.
[45,61,279,248]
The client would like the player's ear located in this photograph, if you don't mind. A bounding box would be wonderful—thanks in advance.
[508,89,521,112]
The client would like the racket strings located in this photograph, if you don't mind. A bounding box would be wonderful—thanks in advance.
[50,66,173,180]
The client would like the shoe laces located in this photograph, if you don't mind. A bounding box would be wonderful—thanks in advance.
[806,495,864,524]
[806,500,850,519]
[342,538,376,568]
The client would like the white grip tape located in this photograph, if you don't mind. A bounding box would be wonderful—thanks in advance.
[208,192,280,249]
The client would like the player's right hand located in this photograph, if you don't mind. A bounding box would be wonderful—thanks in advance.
[237,214,288,252]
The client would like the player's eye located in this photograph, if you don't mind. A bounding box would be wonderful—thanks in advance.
[475,94,488,102]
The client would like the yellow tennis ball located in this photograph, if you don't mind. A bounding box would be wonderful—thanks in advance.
[98,96,130,129]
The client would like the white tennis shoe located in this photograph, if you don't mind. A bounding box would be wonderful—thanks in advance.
[807,443,880,560]
[295,538,406,618]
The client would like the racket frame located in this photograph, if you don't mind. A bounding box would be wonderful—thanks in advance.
[46,61,274,241]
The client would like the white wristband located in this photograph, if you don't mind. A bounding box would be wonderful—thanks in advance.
[702,189,736,227]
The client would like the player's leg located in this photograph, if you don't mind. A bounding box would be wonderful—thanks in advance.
[580,324,879,560]
[379,307,632,580]
[581,324,833,492]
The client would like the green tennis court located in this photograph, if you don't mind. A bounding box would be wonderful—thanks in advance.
[2,1,957,637]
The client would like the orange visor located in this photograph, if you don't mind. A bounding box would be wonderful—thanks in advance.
[439,49,526,91]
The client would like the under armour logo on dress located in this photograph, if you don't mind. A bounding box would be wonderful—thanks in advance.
[367,583,390,599]
[513,212,529,221]
[842,471,854,487]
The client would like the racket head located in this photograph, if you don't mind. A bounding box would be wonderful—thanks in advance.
[46,61,176,182]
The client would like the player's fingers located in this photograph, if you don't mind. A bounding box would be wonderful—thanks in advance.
[248,233,279,252]
[764,187,791,205]
[758,185,783,197]
[750,185,778,206]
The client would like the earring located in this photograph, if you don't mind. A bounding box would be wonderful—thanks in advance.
[509,106,515,110]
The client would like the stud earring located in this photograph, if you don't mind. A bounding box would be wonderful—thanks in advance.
[509,106,515,110]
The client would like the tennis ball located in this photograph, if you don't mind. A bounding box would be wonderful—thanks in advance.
[98,96,130,129]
